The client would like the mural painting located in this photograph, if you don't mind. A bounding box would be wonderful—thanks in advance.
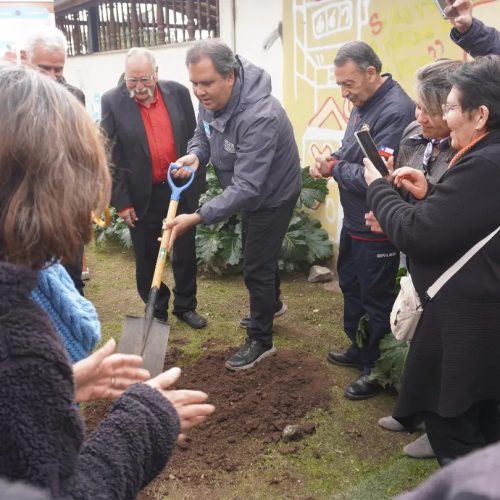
[283,0,499,246]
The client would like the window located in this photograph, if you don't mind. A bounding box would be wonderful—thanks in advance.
[55,0,219,56]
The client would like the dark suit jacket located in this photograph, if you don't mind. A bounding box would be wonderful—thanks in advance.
[100,80,203,218]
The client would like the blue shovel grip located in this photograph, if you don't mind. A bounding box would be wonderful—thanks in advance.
[167,163,195,201]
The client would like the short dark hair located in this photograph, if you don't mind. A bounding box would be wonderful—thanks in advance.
[185,39,239,78]
[334,41,382,73]
[416,59,462,116]
[448,55,500,129]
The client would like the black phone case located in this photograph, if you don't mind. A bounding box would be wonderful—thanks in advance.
[354,129,389,176]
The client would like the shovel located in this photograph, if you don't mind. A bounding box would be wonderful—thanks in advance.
[118,163,196,376]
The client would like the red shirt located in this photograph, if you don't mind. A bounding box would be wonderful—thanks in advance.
[137,86,177,184]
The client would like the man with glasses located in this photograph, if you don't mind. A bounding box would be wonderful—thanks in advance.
[100,47,207,329]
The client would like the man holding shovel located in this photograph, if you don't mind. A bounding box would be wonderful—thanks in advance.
[167,39,301,371]
[101,48,207,329]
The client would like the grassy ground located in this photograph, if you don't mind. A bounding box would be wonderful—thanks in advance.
[85,242,438,499]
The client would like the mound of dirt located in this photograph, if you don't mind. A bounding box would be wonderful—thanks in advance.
[161,342,331,482]
[84,341,332,491]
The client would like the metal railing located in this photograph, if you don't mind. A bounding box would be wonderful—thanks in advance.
[55,0,219,56]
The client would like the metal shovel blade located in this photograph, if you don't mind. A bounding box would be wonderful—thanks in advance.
[118,315,170,377]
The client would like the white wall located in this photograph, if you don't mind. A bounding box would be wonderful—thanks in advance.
[62,0,286,120]
[64,43,195,121]
[233,0,284,103]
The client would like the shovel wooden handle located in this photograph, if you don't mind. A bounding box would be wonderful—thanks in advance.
[152,199,179,288]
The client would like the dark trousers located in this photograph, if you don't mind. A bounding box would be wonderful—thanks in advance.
[129,183,197,318]
[63,243,85,296]
[337,227,399,370]
[424,400,499,466]
[242,196,297,346]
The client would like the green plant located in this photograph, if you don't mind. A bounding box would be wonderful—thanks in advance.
[369,267,410,390]
[93,207,132,249]
[94,167,333,274]
[195,165,333,274]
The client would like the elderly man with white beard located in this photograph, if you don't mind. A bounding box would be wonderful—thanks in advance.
[100,48,207,329]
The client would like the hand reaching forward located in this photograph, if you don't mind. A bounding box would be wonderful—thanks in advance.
[393,167,429,200]
[73,338,150,402]
[164,213,202,250]
[147,367,215,442]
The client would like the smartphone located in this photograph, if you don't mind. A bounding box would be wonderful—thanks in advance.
[433,0,459,19]
[354,125,389,176]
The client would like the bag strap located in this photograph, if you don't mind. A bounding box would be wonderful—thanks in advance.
[426,226,500,301]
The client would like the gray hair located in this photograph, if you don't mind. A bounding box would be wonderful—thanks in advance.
[334,41,382,73]
[24,26,68,58]
[416,59,462,116]
[185,39,239,78]
[125,47,157,71]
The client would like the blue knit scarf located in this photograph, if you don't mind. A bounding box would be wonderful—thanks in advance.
[31,263,100,363]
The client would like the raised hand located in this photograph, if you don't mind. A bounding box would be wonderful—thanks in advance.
[447,0,473,33]
[146,367,215,442]
[73,338,150,402]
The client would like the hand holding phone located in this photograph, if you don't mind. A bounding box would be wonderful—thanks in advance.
[354,125,389,177]
[434,0,460,19]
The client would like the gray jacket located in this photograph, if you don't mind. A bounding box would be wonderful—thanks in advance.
[189,56,301,225]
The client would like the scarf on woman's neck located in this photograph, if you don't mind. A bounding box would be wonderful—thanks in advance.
[449,131,489,169]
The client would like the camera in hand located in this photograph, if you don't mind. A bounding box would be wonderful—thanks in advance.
[354,124,389,176]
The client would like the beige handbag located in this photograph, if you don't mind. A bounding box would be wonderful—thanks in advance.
[390,226,500,341]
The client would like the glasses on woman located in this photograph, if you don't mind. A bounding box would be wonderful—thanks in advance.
[125,75,155,85]
[441,104,461,116]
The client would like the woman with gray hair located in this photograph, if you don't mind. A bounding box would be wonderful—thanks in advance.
[365,55,500,466]
[367,59,462,460]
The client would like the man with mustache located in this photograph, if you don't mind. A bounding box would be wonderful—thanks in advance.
[100,48,207,329]
[310,41,414,400]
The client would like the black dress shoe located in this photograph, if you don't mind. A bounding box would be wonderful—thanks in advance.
[175,310,207,329]
[344,374,383,400]
[326,351,363,370]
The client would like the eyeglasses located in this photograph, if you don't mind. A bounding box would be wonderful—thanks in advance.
[125,75,155,85]
[441,104,461,116]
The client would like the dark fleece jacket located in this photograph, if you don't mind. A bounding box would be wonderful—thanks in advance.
[0,261,179,499]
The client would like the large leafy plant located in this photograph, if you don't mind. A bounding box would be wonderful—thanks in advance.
[94,166,333,275]
[195,165,333,274]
